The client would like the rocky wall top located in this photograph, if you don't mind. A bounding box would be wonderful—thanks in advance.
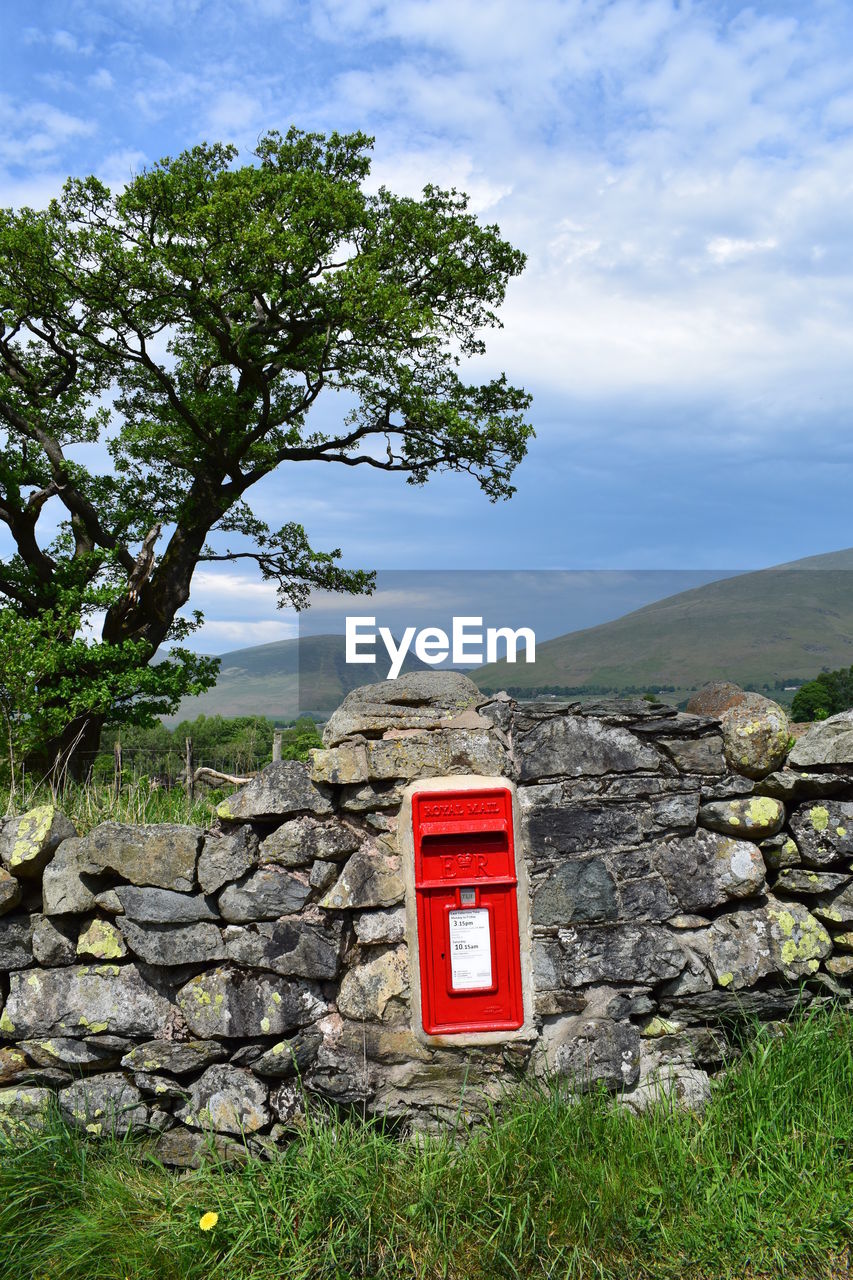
[1,673,851,1160]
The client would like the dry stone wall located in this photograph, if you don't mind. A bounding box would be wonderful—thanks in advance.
[1,673,852,1161]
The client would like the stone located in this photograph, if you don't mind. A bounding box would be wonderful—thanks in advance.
[0,912,34,969]
[132,1072,190,1103]
[525,803,646,856]
[698,796,785,839]
[622,1062,712,1115]
[515,714,659,782]
[810,882,853,928]
[538,1015,640,1091]
[42,839,100,916]
[223,913,343,979]
[537,925,686,988]
[218,867,311,922]
[32,916,76,966]
[353,906,407,945]
[259,816,360,868]
[775,869,851,896]
[826,955,853,978]
[656,735,725,775]
[154,1125,250,1167]
[216,761,332,822]
[2,964,173,1038]
[338,782,404,812]
[789,801,853,867]
[0,868,22,916]
[121,1040,227,1076]
[641,1017,684,1037]
[268,1083,307,1127]
[322,671,481,746]
[197,827,258,894]
[320,847,404,910]
[618,875,679,922]
[310,741,370,785]
[759,834,801,872]
[59,1074,148,1137]
[0,1047,28,1083]
[0,806,76,878]
[251,1029,322,1077]
[658,984,810,1021]
[120,920,226,967]
[309,859,338,892]
[719,694,790,780]
[0,1086,53,1132]
[177,1064,269,1135]
[788,710,853,768]
[316,732,508,784]
[653,830,765,912]
[708,896,832,989]
[444,729,510,776]
[77,822,202,892]
[77,919,127,961]
[112,885,219,923]
[756,771,852,802]
[94,890,123,913]
[686,682,749,717]
[336,946,410,1024]
[532,858,619,926]
[325,1016,433,1065]
[177,969,325,1038]
[21,1037,129,1071]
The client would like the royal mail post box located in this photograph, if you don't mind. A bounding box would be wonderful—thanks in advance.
[413,787,524,1035]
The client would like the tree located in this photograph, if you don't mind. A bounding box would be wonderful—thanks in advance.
[790,665,853,722]
[0,128,532,778]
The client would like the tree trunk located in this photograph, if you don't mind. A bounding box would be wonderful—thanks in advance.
[27,712,105,786]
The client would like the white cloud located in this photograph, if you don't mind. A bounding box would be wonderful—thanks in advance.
[0,96,95,175]
[88,68,115,90]
[189,619,299,651]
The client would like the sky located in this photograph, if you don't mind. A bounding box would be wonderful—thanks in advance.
[2,0,853,652]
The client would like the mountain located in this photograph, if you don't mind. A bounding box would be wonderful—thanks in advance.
[168,549,853,721]
[165,633,428,723]
[472,548,853,694]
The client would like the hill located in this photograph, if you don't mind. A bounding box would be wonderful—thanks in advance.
[165,633,427,723]
[473,548,853,694]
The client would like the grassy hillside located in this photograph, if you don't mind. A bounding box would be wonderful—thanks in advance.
[474,549,853,693]
[167,633,427,722]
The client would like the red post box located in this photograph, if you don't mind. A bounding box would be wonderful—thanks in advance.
[413,786,524,1036]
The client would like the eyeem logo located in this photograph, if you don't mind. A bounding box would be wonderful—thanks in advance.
[346,616,536,680]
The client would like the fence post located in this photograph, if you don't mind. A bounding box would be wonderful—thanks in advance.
[272,729,282,762]
[113,740,122,800]
[185,737,195,803]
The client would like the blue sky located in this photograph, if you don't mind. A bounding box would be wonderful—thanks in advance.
[2,0,853,652]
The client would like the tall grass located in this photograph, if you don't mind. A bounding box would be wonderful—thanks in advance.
[1,1006,851,1279]
[0,777,224,834]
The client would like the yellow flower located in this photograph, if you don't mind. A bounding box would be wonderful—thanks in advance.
[199,1211,219,1231]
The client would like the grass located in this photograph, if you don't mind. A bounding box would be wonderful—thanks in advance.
[0,777,223,835]
[1,1007,852,1279]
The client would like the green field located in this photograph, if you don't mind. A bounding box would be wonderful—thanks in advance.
[2,1007,852,1280]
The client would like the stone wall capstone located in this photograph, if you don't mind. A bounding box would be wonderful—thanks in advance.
[1,674,851,1161]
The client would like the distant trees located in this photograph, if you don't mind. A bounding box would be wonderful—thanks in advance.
[791,666,853,722]
[98,714,321,778]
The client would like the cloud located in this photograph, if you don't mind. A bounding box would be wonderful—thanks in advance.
[189,619,299,652]
[0,95,95,167]
[88,68,115,90]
